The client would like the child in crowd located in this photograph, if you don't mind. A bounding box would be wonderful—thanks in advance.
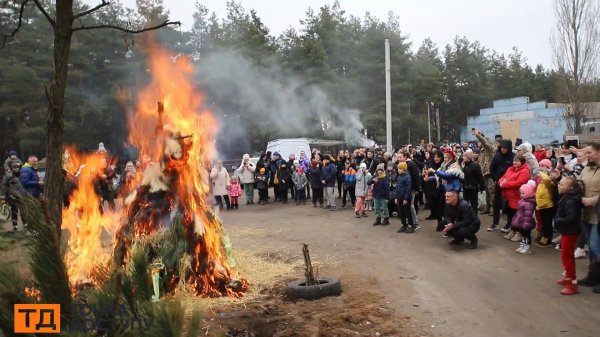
[293,167,308,205]
[227,178,241,210]
[511,182,537,254]
[369,164,389,226]
[342,162,357,209]
[534,159,556,248]
[554,176,582,295]
[395,162,415,233]
[366,184,374,211]
[256,168,269,205]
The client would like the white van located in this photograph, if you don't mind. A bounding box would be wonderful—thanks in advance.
[266,138,312,160]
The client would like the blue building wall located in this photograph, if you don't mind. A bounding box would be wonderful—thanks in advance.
[460,97,566,145]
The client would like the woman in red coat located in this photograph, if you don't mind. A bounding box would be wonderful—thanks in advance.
[499,154,531,232]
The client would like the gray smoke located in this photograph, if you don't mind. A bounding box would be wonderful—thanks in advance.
[194,50,375,156]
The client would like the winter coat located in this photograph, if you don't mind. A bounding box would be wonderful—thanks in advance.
[369,175,389,199]
[511,196,536,230]
[554,189,583,235]
[276,167,292,190]
[444,198,481,231]
[1,172,22,203]
[336,158,346,178]
[535,172,555,210]
[424,161,442,198]
[406,160,421,191]
[387,170,397,199]
[321,163,337,187]
[308,166,323,189]
[462,161,484,191]
[255,173,268,190]
[435,165,464,192]
[395,172,412,202]
[499,164,531,209]
[355,170,372,197]
[228,182,242,197]
[299,155,311,173]
[523,152,540,177]
[579,164,600,224]
[19,163,41,198]
[210,167,231,196]
[490,139,514,182]
[237,161,256,184]
[293,172,308,190]
[533,149,547,163]
[343,167,357,187]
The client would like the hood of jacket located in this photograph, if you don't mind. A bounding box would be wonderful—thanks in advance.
[500,139,513,151]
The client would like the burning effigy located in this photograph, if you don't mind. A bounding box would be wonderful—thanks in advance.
[60,44,248,298]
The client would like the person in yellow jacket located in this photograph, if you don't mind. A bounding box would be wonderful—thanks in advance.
[535,159,558,247]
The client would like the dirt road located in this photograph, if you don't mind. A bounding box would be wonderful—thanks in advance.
[220,199,599,337]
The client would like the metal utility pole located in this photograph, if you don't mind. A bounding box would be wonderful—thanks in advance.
[427,102,432,143]
[385,39,392,152]
[436,107,441,141]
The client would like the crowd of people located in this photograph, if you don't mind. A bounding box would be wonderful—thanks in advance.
[209,131,600,296]
[2,132,600,296]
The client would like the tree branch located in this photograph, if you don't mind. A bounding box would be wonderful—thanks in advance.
[1,0,30,48]
[71,19,181,33]
[73,0,110,20]
[32,0,55,27]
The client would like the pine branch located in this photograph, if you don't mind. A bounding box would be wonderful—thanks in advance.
[31,0,55,27]
[1,0,30,48]
[72,19,181,33]
[73,0,110,20]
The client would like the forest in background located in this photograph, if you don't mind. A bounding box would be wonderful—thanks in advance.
[1,0,599,160]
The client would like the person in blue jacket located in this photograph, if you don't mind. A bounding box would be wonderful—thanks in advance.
[19,155,43,199]
[396,162,415,233]
[321,155,337,210]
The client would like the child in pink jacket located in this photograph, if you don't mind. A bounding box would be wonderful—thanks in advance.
[227,178,242,210]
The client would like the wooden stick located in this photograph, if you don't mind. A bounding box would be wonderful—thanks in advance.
[303,243,316,285]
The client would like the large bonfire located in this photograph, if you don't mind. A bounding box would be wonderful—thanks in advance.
[61,44,248,298]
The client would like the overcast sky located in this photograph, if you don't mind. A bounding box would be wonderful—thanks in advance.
[120,0,557,68]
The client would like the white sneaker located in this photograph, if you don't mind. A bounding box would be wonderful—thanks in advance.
[517,244,532,255]
[552,235,561,244]
[574,247,587,259]
[510,232,523,242]
[504,230,516,240]
[515,242,525,253]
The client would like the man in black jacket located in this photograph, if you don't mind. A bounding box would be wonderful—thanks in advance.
[442,190,480,249]
[462,151,485,213]
[488,139,514,231]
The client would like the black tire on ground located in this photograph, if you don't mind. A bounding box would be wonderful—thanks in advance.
[286,277,342,300]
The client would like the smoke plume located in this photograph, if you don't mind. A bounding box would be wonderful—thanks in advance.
[194,51,374,157]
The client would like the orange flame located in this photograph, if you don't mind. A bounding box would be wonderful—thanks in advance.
[61,43,247,297]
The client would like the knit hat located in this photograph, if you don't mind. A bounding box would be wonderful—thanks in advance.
[273,152,280,158]
[259,168,265,174]
[376,163,385,171]
[517,142,532,153]
[539,159,552,169]
[9,150,17,156]
[242,153,250,160]
[397,162,407,171]
[520,183,535,199]
[298,167,304,174]
[359,162,367,170]
[527,179,537,189]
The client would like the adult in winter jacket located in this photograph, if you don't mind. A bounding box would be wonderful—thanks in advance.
[498,154,531,231]
[309,160,323,207]
[321,156,337,210]
[461,151,485,213]
[238,153,256,204]
[276,162,292,204]
[441,190,480,249]
[210,160,231,210]
[516,142,540,177]
[488,139,514,231]
[472,129,497,214]
[432,162,464,192]
[19,155,43,199]
[577,143,600,293]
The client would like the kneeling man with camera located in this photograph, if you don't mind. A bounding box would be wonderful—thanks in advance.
[442,189,481,249]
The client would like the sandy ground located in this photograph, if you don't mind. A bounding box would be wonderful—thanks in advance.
[2,193,599,337]
[215,194,599,337]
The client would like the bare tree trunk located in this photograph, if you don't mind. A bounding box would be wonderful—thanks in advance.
[46,0,74,236]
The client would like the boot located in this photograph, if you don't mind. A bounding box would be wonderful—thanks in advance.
[468,235,478,249]
[504,230,516,240]
[397,225,407,233]
[373,217,381,226]
[560,279,579,295]
[382,218,390,226]
[578,263,600,286]
[556,277,568,286]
